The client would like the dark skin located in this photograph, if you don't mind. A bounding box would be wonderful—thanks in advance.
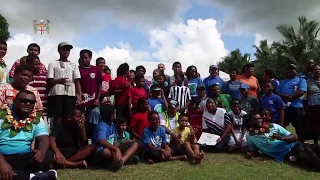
[229,70,237,81]
[0,44,7,59]
[0,92,49,180]
[130,101,150,140]
[246,114,298,159]
[27,46,40,56]
[277,68,305,102]
[263,82,284,126]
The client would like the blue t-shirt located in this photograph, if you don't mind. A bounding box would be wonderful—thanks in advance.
[188,78,204,97]
[148,98,165,113]
[89,107,100,125]
[272,79,279,92]
[95,120,116,152]
[276,76,307,108]
[222,80,242,100]
[0,118,48,155]
[246,123,297,162]
[260,94,285,123]
[203,76,224,98]
[142,126,167,148]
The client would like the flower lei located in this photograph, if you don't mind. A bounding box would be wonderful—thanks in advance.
[249,122,273,136]
[0,105,40,137]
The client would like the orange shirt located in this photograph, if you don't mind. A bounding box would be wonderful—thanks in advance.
[236,75,260,97]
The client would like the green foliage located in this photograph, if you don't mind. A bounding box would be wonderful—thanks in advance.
[0,14,10,42]
[217,49,251,73]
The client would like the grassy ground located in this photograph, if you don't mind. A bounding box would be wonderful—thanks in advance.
[58,126,320,180]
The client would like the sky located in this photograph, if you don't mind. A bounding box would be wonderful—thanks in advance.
[1,0,320,78]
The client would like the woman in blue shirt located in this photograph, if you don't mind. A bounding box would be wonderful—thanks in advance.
[186,66,204,97]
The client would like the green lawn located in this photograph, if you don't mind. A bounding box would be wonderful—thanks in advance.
[58,125,320,179]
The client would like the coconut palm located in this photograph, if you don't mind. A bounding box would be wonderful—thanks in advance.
[218,49,251,73]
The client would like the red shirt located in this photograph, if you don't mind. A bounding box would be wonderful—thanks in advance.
[187,109,203,139]
[128,86,147,108]
[114,76,130,105]
[130,111,150,137]
[79,66,102,107]
[101,74,112,94]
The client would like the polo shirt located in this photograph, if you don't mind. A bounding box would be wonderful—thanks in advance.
[202,108,231,136]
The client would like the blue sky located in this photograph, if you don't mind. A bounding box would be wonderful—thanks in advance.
[73,1,256,59]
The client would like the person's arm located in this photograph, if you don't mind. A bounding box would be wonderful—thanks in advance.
[94,68,103,105]
[202,115,208,132]
[0,153,14,180]
[220,113,232,140]
[129,115,141,140]
[97,122,118,152]
[161,90,168,110]
[78,118,88,146]
[291,78,307,100]
[34,89,43,116]
[278,107,285,127]
[272,124,298,142]
[74,79,82,104]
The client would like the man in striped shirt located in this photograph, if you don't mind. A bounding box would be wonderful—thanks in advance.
[168,72,191,113]
[202,98,232,152]
[26,54,48,118]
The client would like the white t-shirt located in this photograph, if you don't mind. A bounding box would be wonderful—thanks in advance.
[229,110,247,133]
[159,113,179,142]
[47,60,81,96]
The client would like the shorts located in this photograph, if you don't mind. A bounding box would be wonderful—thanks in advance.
[228,133,247,147]
[170,143,186,156]
[144,149,163,163]
[47,95,76,119]
[59,148,78,159]
[118,142,135,153]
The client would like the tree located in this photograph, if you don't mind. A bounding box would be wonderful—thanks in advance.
[272,16,320,72]
[0,14,10,42]
[218,49,251,73]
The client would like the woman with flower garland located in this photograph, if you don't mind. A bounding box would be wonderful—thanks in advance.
[0,90,57,179]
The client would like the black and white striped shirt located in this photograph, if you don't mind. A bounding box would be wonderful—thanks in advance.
[202,108,232,136]
[168,86,191,109]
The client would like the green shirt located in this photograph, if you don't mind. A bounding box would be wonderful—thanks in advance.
[214,94,232,112]
[117,131,130,144]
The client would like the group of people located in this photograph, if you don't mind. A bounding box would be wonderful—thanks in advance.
[0,40,320,180]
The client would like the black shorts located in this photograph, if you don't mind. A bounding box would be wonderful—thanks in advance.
[170,143,186,156]
[47,95,76,119]
[118,142,135,153]
[144,149,163,163]
[59,148,78,159]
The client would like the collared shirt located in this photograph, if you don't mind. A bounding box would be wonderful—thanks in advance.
[202,108,231,136]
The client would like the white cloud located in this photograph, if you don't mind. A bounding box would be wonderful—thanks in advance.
[4,18,228,79]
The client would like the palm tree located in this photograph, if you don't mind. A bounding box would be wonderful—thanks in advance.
[273,16,320,72]
[0,14,10,41]
[218,49,251,73]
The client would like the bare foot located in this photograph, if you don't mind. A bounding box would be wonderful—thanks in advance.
[147,159,154,164]
[181,155,188,161]
[81,160,88,169]
[195,151,204,164]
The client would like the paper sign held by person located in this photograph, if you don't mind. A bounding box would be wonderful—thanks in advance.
[197,132,220,146]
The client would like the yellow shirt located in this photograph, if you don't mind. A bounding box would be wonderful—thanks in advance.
[173,127,191,143]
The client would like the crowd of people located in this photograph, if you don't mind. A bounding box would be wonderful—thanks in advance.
[0,40,320,180]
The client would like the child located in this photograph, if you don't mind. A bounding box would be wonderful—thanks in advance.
[211,84,232,112]
[95,104,139,171]
[49,107,96,169]
[116,118,140,164]
[129,70,136,87]
[197,85,208,111]
[171,114,204,164]
[130,98,150,140]
[142,111,187,164]
[227,99,248,153]
[261,109,272,123]
[239,84,259,116]
[168,71,191,113]
[19,56,27,65]
[157,73,169,98]
[260,81,285,126]
[128,74,148,115]
[148,84,168,113]
[187,97,203,140]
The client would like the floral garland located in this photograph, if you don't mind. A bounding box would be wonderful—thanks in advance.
[0,105,40,137]
[249,122,273,136]
[0,58,6,68]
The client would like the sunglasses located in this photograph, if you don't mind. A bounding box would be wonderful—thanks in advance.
[18,98,36,105]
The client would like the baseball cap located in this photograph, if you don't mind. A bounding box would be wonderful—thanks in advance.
[209,65,218,71]
[239,83,249,90]
[286,64,297,69]
[150,84,161,91]
[168,99,179,109]
[197,85,206,91]
[57,42,73,50]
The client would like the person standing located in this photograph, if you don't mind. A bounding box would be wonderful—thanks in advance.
[47,42,82,125]
[222,68,242,100]
[236,63,260,98]
[203,65,224,98]
[96,57,112,94]
[0,40,9,84]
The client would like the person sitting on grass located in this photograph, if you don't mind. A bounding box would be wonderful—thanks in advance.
[49,107,96,169]
[130,98,150,141]
[211,84,232,112]
[187,97,203,140]
[0,90,57,180]
[94,104,139,172]
[227,99,248,153]
[245,112,320,170]
[239,83,259,116]
[171,114,204,164]
[142,111,187,164]
[115,118,140,164]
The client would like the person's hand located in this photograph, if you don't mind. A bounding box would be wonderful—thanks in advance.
[0,160,15,180]
[236,140,242,147]
[115,149,123,162]
[160,89,165,98]
[78,114,86,130]
[272,132,283,140]
[216,138,222,144]
[33,149,44,163]
[161,149,171,158]
[56,78,68,84]
[246,152,254,159]
[76,95,82,105]
[93,99,99,106]
[55,152,66,166]
[125,82,131,88]
[201,143,207,147]
[282,95,292,102]
[170,132,178,141]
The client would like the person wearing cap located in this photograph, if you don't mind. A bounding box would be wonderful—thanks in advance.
[47,42,82,125]
[159,99,181,142]
[276,64,307,138]
[185,65,204,97]
[236,63,260,98]
[148,84,168,114]
[203,65,224,98]
[222,68,242,100]
[239,83,259,117]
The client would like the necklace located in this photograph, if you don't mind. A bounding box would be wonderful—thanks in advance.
[0,105,40,137]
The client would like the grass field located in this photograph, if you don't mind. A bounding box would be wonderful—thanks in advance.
[58,126,320,180]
